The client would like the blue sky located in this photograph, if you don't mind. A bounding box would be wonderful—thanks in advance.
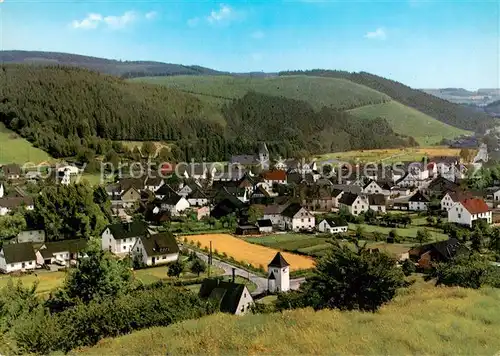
[1,0,498,89]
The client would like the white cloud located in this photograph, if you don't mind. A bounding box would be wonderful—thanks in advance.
[103,11,136,29]
[145,11,157,20]
[207,4,234,24]
[187,17,200,27]
[364,28,387,40]
[251,30,265,39]
[71,13,103,30]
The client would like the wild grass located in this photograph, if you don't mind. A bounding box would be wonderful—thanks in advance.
[77,281,500,355]
[0,122,55,165]
[348,101,471,145]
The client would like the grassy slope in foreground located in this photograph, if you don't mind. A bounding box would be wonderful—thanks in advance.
[0,122,54,165]
[130,75,391,111]
[348,101,472,145]
[78,281,500,355]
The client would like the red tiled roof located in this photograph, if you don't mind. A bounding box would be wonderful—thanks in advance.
[460,198,489,214]
[263,170,287,181]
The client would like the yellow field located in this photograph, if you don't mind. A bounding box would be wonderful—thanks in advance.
[186,234,315,271]
[318,146,467,163]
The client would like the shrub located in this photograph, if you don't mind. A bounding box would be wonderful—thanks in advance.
[196,241,202,248]
[401,259,416,276]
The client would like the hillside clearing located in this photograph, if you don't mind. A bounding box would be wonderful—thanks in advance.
[130,75,390,111]
[348,101,471,145]
[77,282,500,355]
[185,234,315,271]
[0,122,54,165]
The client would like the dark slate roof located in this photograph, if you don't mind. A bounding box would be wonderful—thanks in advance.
[410,238,469,260]
[331,188,343,198]
[268,252,290,267]
[281,203,304,218]
[0,196,34,208]
[119,177,145,191]
[2,242,36,263]
[155,183,177,197]
[368,194,386,206]
[332,184,362,195]
[338,192,359,206]
[145,177,164,187]
[38,239,88,259]
[188,188,208,199]
[199,279,247,314]
[107,221,148,240]
[257,219,273,227]
[409,191,430,203]
[211,198,245,219]
[140,232,179,257]
[162,193,184,205]
[322,218,347,228]
[427,176,459,192]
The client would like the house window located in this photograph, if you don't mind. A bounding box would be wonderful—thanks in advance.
[301,219,304,223]
[458,214,461,219]
[10,264,13,267]
[308,218,311,222]
[244,293,247,298]
[123,246,126,250]
[29,261,32,265]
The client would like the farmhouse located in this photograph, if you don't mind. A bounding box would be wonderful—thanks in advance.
[101,221,149,254]
[0,196,35,216]
[409,238,468,269]
[15,230,46,244]
[107,185,142,208]
[161,194,190,216]
[263,204,289,226]
[317,218,348,234]
[154,183,178,200]
[363,180,383,194]
[36,239,88,266]
[280,203,315,231]
[262,170,287,185]
[187,188,209,207]
[0,243,37,273]
[422,176,460,197]
[2,164,21,180]
[199,277,254,315]
[132,232,180,266]
[440,190,472,211]
[338,193,368,216]
[268,252,290,293]
[448,198,492,227]
[408,191,430,211]
[235,224,260,235]
[144,176,165,192]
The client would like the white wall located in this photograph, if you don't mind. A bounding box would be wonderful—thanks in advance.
[268,266,290,293]
[259,226,273,233]
[409,201,427,211]
[234,286,254,315]
[448,203,492,227]
[0,254,36,273]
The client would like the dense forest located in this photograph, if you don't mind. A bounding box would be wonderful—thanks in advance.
[279,70,495,133]
[0,51,226,78]
[0,65,414,162]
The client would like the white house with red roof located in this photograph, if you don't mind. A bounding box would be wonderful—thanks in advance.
[448,198,492,227]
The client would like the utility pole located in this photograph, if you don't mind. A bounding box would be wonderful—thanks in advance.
[208,240,212,277]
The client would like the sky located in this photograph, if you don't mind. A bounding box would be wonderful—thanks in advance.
[0,0,499,89]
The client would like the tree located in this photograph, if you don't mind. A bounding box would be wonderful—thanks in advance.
[167,260,184,278]
[0,213,27,241]
[190,258,207,277]
[372,231,382,242]
[48,246,132,309]
[401,259,416,276]
[470,228,484,252]
[355,225,365,239]
[141,142,156,157]
[435,253,500,289]
[489,228,500,254]
[416,229,431,245]
[388,229,398,242]
[104,149,120,168]
[293,242,405,312]
[247,205,264,224]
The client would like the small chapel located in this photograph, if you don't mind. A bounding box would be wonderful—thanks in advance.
[267,252,290,293]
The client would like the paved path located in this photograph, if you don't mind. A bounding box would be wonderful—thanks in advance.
[189,248,306,296]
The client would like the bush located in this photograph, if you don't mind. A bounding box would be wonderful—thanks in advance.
[196,241,202,248]
[9,285,217,354]
[401,259,416,276]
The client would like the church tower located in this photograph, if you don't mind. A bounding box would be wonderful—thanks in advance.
[0,183,3,198]
[258,142,269,169]
[267,252,290,293]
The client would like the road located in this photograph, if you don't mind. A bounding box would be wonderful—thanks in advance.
[190,249,306,296]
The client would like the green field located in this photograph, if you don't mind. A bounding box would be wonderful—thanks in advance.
[130,75,390,111]
[0,123,54,165]
[245,233,416,258]
[348,223,449,242]
[348,101,471,145]
[77,282,500,355]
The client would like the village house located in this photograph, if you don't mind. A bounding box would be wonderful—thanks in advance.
[257,219,273,233]
[161,194,190,216]
[144,176,165,192]
[338,192,368,216]
[331,188,344,208]
[268,252,290,293]
[101,221,149,254]
[441,190,472,211]
[362,180,383,194]
[14,230,46,244]
[187,188,209,207]
[0,242,37,273]
[263,204,289,226]
[2,164,21,180]
[177,180,202,198]
[132,231,180,266]
[262,170,287,186]
[36,239,88,267]
[280,203,315,231]
[368,194,387,213]
[408,191,430,211]
[154,183,177,200]
[317,218,348,234]
[409,238,468,269]
[212,167,247,182]
[230,142,270,170]
[199,276,254,315]
[0,196,35,216]
[448,198,492,227]
[421,175,460,197]
[177,163,217,180]
[303,186,335,211]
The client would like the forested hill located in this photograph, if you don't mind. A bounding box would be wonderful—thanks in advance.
[0,50,226,78]
[279,70,494,133]
[0,65,412,161]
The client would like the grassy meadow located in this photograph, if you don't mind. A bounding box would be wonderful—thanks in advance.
[317,146,464,164]
[0,122,54,165]
[78,281,500,355]
[130,75,390,111]
[348,101,471,145]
